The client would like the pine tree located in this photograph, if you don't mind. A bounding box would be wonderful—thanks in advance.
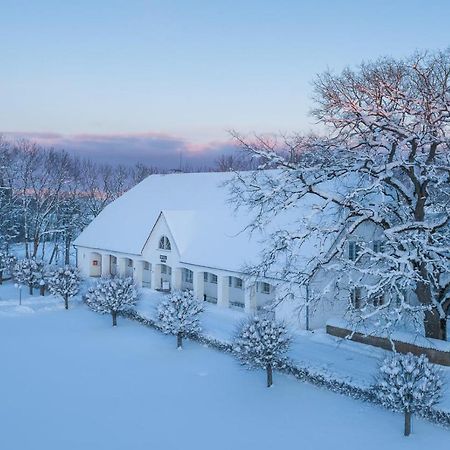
[13,258,45,295]
[85,277,138,326]
[234,315,291,387]
[48,266,80,309]
[376,352,442,436]
[157,290,203,349]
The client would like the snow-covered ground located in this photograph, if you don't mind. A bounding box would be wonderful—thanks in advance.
[136,288,450,413]
[0,289,448,449]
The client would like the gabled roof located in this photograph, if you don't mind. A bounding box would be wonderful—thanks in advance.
[74,171,333,274]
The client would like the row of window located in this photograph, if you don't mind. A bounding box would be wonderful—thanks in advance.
[348,240,384,261]
[183,270,271,294]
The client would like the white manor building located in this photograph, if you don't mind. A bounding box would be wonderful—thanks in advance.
[74,171,355,328]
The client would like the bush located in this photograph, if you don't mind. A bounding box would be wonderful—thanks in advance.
[157,290,203,349]
[85,277,138,326]
[48,266,81,309]
[234,315,291,387]
[376,352,442,436]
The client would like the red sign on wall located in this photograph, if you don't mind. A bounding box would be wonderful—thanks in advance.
[93,260,98,266]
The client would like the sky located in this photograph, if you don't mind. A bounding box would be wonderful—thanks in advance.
[1,0,450,168]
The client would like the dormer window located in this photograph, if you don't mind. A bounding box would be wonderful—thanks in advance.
[159,236,171,251]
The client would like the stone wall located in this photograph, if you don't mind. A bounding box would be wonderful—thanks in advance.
[326,324,450,366]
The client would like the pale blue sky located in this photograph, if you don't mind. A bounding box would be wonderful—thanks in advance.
[1,0,449,165]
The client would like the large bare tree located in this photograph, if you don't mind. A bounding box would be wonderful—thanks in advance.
[230,50,450,340]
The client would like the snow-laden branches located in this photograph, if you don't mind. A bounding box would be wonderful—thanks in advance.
[376,352,442,436]
[157,290,203,349]
[234,315,291,387]
[229,50,450,340]
[48,266,80,309]
[85,277,138,326]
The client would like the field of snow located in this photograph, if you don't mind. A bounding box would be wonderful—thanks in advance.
[136,289,450,412]
[0,284,448,449]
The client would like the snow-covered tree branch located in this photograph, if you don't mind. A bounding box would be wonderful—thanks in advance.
[229,50,450,340]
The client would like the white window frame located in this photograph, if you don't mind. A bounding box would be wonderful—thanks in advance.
[183,268,193,284]
[159,236,171,251]
[259,282,271,294]
[348,241,360,261]
[351,287,362,309]
[373,240,383,253]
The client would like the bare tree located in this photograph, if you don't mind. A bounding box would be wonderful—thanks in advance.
[230,50,450,340]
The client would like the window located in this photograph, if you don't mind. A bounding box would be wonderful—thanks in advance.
[161,264,171,275]
[373,240,383,253]
[159,236,171,250]
[372,294,384,307]
[210,274,218,284]
[204,272,209,282]
[234,278,243,289]
[351,287,362,309]
[110,256,117,264]
[143,262,150,270]
[183,269,193,284]
[348,241,360,261]
[127,259,133,267]
[259,282,271,294]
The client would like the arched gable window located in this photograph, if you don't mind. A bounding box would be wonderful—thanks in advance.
[159,235,171,250]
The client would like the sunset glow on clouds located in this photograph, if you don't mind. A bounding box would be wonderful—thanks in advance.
[3,132,239,169]
[2,1,450,167]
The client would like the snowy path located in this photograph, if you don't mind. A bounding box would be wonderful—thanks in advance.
[136,289,450,412]
[0,302,448,449]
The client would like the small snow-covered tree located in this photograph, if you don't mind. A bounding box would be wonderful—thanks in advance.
[157,290,203,349]
[85,277,138,326]
[376,352,442,436]
[0,251,16,284]
[48,266,80,309]
[13,258,45,295]
[234,315,291,387]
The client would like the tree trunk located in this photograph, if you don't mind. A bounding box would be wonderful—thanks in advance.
[417,276,444,340]
[33,236,39,258]
[0,270,3,285]
[64,295,69,310]
[29,284,33,295]
[404,411,411,436]
[40,284,45,296]
[49,245,58,265]
[112,311,117,326]
[424,309,444,340]
[65,239,71,265]
[177,332,183,349]
[266,364,273,387]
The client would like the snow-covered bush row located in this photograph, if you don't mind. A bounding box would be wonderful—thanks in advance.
[234,315,291,387]
[85,277,138,326]
[119,308,450,429]
[157,290,203,349]
[48,266,81,310]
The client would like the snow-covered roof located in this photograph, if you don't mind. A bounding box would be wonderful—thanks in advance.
[74,171,327,274]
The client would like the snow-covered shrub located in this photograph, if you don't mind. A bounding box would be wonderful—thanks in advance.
[0,251,16,284]
[234,315,291,387]
[376,352,442,436]
[48,266,80,309]
[85,277,138,326]
[13,258,45,295]
[157,290,203,349]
